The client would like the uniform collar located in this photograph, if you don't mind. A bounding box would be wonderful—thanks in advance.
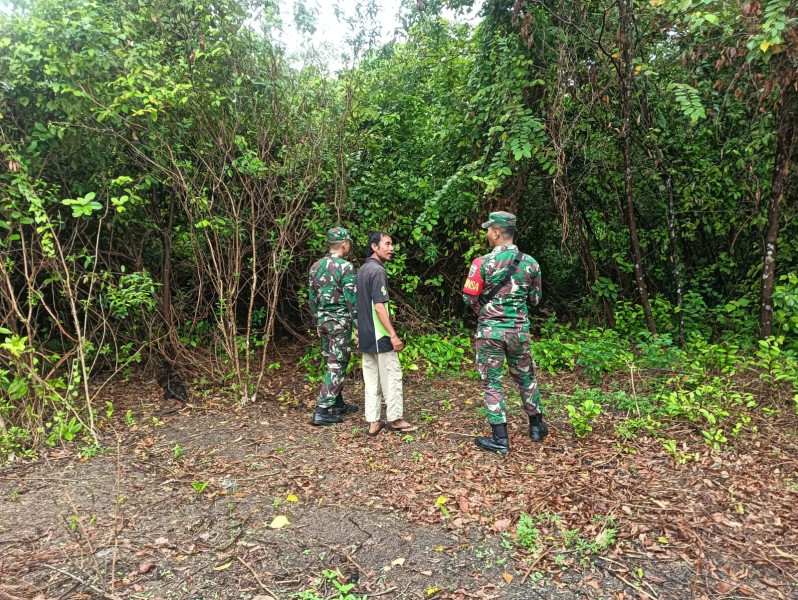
[327,251,341,258]
[491,244,518,254]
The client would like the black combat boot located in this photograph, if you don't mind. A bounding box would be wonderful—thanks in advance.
[332,391,359,416]
[311,406,342,426]
[474,423,509,455]
[529,413,548,442]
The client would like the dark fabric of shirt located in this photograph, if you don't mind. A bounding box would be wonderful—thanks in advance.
[356,257,394,354]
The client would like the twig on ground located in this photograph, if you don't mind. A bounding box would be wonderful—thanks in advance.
[521,548,550,584]
[42,564,120,600]
[601,566,659,600]
[0,476,81,483]
[345,552,367,576]
[214,515,252,552]
[596,557,661,600]
[236,556,278,599]
[0,589,32,600]
[234,470,283,482]
[367,587,398,597]
[693,524,798,583]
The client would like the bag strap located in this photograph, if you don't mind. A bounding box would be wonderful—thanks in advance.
[478,251,523,308]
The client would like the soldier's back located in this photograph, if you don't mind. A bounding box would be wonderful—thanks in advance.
[476,245,540,338]
[310,254,354,324]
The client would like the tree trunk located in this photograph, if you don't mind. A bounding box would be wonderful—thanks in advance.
[759,82,797,339]
[152,186,177,357]
[620,0,657,335]
[162,193,175,335]
[547,24,616,329]
[662,160,685,346]
[562,172,617,328]
[638,85,685,345]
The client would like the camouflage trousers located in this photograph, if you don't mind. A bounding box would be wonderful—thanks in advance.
[317,321,353,409]
[475,333,541,425]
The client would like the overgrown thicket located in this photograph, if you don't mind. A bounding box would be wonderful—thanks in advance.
[0,0,796,456]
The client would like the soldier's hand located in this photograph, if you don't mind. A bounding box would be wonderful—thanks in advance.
[316,327,321,338]
[354,329,359,344]
[391,334,405,353]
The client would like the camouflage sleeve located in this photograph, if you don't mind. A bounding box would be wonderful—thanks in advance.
[462,257,484,306]
[527,260,542,307]
[342,262,358,324]
[308,271,319,326]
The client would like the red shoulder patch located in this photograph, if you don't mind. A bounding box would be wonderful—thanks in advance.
[463,257,484,296]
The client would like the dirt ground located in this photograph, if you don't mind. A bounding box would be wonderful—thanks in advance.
[1,361,798,600]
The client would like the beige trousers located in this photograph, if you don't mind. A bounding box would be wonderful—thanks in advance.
[362,351,403,423]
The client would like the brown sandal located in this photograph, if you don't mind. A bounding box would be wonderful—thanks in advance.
[366,423,385,437]
[386,422,418,433]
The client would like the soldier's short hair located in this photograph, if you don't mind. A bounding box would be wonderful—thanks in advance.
[367,231,389,256]
[494,225,515,239]
[329,240,345,251]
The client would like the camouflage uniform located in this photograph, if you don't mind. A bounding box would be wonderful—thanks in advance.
[309,228,357,410]
[463,213,542,426]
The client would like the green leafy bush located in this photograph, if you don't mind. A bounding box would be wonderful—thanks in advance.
[564,388,603,438]
[515,513,542,552]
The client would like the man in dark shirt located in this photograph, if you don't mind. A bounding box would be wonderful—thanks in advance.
[356,232,417,436]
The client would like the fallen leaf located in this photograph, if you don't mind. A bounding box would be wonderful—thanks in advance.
[133,584,143,592]
[458,497,469,512]
[434,495,447,508]
[427,588,442,596]
[392,557,406,566]
[286,494,298,502]
[288,435,297,441]
[494,518,511,532]
[213,561,232,571]
[234,493,245,498]
[502,573,513,584]
[138,561,156,574]
[433,546,445,552]
[738,584,755,596]
[421,570,432,576]
[269,515,290,529]
[586,578,601,589]
[717,581,734,594]
[153,537,168,546]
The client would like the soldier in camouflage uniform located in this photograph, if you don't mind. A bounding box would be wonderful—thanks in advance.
[462,211,546,454]
[308,227,359,426]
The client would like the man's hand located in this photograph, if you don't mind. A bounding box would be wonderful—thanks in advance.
[391,333,405,353]
[316,326,321,338]
[354,329,359,344]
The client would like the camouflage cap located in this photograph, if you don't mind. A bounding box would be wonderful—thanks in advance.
[481,211,517,229]
[327,227,352,242]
